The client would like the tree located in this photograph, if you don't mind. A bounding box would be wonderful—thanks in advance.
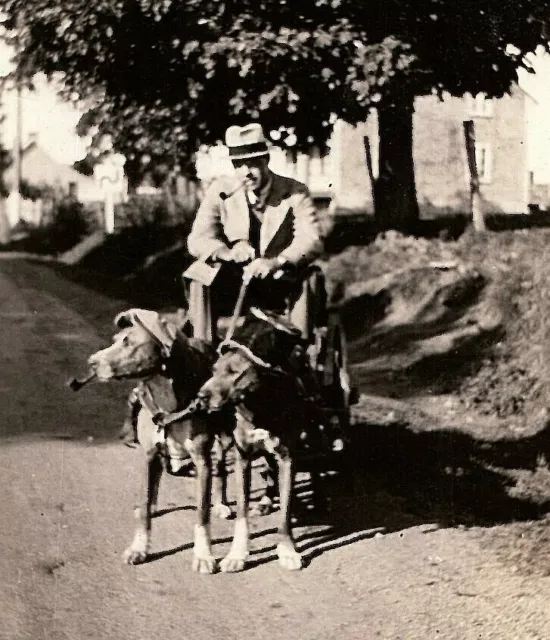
[1,0,548,229]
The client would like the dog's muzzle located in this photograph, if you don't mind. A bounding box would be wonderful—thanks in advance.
[87,357,113,382]
[197,383,249,411]
[196,388,224,412]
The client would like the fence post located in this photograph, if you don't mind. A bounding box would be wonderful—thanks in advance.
[104,191,115,234]
[463,120,486,232]
[363,135,377,213]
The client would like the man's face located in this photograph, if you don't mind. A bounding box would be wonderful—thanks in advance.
[232,156,270,191]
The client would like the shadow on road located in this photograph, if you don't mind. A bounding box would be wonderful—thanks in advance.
[131,417,550,571]
[316,419,550,537]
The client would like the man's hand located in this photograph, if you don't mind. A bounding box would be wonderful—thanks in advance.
[210,245,233,262]
[229,241,256,264]
[243,258,279,280]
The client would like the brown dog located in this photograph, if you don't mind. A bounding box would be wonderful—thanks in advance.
[86,308,233,573]
[195,308,328,572]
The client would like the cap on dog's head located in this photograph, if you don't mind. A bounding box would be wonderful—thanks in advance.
[114,308,179,358]
[88,309,182,382]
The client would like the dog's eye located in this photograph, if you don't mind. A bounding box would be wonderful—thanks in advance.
[122,336,130,347]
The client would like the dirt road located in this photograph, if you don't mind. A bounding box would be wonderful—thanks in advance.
[2,257,550,640]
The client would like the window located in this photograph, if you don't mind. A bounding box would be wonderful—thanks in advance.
[468,93,494,117]
[475,143,493,183]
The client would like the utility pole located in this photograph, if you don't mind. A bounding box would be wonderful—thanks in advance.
[13,81,22,224]
[12,12,24,226]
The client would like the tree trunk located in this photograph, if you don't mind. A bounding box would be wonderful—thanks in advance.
[374,92,419,232]
[463,120,486,232]
[0,198,10,244]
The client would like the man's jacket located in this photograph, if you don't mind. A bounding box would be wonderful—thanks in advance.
[187,172,324,266]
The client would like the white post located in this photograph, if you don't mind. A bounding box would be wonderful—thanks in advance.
[296,153,310,186]
[104,191,115,234]
[13,84,23,226]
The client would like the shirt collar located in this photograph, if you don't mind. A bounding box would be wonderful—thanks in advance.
[248,171,273,210]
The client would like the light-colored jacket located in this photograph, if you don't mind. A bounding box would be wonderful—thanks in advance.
[187,172,324,266]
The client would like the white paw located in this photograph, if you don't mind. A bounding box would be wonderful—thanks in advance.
[277,543,303,571]
[192,554,217,574]
[220,552,248,573]
[212,503,233,519]
[123,545,148,565]
[249,497,275,517]
[123,533,149,564]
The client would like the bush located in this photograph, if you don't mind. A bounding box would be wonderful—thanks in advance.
[114,194,195,229]
[3,196,99,254]
[43,197,98,252]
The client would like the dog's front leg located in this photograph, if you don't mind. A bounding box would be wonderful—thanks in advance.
[188,437,217,574]
[250,453,279,517]
[123,449,162,565]
[276,450,303,570]
[211,435,232,520]
[220,442,251,573]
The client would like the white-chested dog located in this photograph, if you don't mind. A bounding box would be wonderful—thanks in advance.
[86,308,233,573]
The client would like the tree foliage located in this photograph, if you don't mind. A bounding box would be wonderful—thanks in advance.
[1,0,549,220]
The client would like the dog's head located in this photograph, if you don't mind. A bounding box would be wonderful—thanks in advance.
[87,309,183,381]
[198,348,261,410]
[197,307,304,411]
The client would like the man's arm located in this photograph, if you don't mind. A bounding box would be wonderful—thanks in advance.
[187,181,230,261]
[279,188,324,267]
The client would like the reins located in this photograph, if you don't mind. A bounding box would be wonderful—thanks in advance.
[224,276,250,344]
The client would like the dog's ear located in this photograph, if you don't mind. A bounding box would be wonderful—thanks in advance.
[114,310,135,329]
[114,309,178,357]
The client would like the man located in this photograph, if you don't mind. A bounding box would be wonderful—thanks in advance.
[185,123,326,342]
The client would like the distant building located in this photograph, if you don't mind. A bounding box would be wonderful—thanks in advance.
[2,137,106,226]
[4,137,103,201]
[334,86,538,215]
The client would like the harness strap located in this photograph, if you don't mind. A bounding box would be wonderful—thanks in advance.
[137,383,167,435]
[217,339,273,369]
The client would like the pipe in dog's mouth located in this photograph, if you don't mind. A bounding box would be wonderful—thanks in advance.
[67,372,96,391]
[89,359,159,382]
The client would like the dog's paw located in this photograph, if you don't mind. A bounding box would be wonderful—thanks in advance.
[192,554,218,574]
[249,497,275,517]
[122,546,148,565]
[212,503,233,519]
[277,543,303,571]
[220,553,248,573]
[123,532,149,565]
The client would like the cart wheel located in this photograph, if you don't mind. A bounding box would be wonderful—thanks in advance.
[324,312,357,426]
[321,313,359,491]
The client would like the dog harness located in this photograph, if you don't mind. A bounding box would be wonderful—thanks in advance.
[135,381,196,474]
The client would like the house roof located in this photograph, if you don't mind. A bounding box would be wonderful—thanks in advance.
[4,141,99,190]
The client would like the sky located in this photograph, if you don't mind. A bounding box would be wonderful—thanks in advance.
[0,41,89,164]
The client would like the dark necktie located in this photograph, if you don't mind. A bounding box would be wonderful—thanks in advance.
[247,192,264,252]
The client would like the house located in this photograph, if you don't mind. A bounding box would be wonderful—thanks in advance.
[338,86,538,216]
[0,60,127,226]
[4,136,104,201]
[2,136,105,226]
[310,84,544,216]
